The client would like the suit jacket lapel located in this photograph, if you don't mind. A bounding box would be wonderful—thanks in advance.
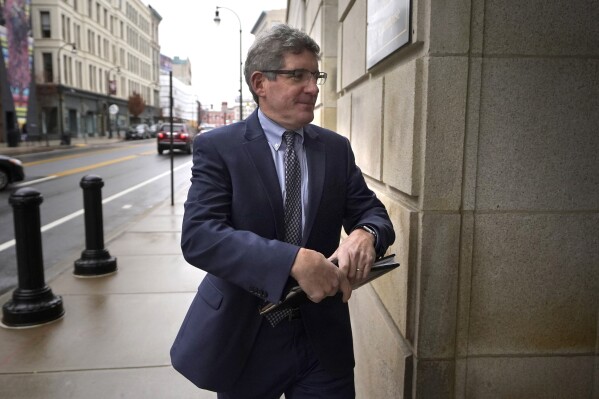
[302,127,325,245]
[243,112,286,240]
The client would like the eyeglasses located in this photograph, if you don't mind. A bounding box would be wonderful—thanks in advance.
[261,69,327,85]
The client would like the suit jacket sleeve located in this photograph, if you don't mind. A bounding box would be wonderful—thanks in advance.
[340,136,395,257]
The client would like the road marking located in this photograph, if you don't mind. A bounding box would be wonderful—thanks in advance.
[22,147,128,167]
[52,155,137,177]
[16,155,138,187]
[13,175,58,187]
[0,161,192,253]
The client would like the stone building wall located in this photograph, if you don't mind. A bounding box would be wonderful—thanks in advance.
[287,0,599,397]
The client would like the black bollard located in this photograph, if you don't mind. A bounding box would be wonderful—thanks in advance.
[2,188,64,327]
[74,175,117,276]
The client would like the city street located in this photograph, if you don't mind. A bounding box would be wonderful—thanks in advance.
[0,140,193,296]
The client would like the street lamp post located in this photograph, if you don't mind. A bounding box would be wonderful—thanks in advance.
[57,42,76,145]
[214,6,243,121]
[106,66,120,138]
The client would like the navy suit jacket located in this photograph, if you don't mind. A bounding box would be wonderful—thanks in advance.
[171,110,394,391]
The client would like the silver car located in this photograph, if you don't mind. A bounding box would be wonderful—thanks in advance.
[126,124,151,140]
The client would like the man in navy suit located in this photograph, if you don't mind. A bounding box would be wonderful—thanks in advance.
[171,25,395,398]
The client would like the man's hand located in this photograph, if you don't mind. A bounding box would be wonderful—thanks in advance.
[290,248,352,303]
[329,228,376,285]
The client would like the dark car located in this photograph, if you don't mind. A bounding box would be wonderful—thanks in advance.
[0,155,25,191]
[156,123,195,154]
[126,124,151,140]
[148,123,160,137]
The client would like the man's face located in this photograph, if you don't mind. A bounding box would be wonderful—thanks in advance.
[253,50,320,130]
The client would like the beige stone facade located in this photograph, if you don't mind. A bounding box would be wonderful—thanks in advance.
[30,0,161,137]
[286,0,599,397]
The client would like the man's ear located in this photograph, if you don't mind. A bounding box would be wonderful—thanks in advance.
[250,71,267,98]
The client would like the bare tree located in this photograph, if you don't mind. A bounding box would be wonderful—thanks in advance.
[128,92,145,121]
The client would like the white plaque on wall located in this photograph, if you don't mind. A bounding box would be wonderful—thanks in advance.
[367,0,411,69]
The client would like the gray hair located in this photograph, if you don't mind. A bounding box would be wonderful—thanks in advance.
[244,24,321,103]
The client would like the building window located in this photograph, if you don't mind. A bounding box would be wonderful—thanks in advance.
[63,54,73,85]
[41,11,51,38]
[88,30,93,54]
[42,53,53,82]
[75,24,81,49]
[76,61,82,88]
[61,14,66,40]
[89,65,93,90]
[98,68,103,94]
[66,16,71,42]
[103,39,109,61]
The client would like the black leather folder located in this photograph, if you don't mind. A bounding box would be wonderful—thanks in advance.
[259,254,399,315]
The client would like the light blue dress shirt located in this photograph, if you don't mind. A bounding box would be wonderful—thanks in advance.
[258,109,309,233]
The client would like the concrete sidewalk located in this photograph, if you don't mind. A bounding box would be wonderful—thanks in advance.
[0,186,217,398]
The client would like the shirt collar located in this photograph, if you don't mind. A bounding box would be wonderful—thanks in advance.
[258,108,304,151]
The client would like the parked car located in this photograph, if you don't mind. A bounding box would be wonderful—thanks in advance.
[126,124,151,140]
[149,123,160,137]
[198,124,216,134]
[156,123,195,154]
[0,155,25,191]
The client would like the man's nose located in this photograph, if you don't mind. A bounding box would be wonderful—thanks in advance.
[304,78,319,94]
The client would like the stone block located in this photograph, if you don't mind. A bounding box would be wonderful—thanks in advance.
[321,105,337,132]
[479,0,599,56]
[340,0,366,88]
[468,213,599,355]
[369,197,416,337]
[306,0,320,30]
[383,59,421,196]
[462,57,482,211]
[321,1,339,56]
[421,56,468,211]
[313,107,323,128]
[287,0,303,27]
[338,0,352,21]
[416,212,461,358]
[469,0,485,54]
[350,284,412,399]
[465,356,596,399]
[429,0,471,54]
[336,92,351,140]
[414,358,455,398]
[476,58,599,211]
[455,212,475,357]
[350,78,383,179]
[321,56,338,108]
[312,105,336,132]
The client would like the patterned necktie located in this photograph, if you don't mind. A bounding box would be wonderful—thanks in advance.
[264,131,303,327]
[283,130,302,246]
